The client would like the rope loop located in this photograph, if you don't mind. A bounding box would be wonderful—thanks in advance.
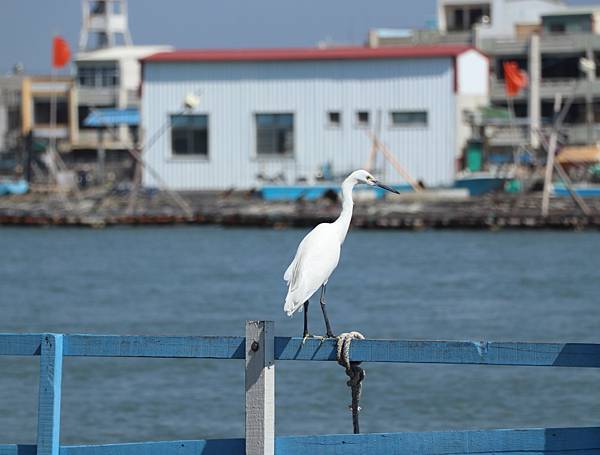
[336,331,366,434]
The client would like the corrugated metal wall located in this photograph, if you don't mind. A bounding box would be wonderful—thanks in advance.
[142,57,456,189]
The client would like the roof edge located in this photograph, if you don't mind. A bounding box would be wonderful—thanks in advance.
[142,45,483,64]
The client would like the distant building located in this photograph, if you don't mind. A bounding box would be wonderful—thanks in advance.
[141,45,489,190]
[0,75,24,175]
[73,44,170,151]
[21,75,77,145]
[437,0,564,39]
[68,0,171,180]
[369,0,600,165]
[0,75,23,155]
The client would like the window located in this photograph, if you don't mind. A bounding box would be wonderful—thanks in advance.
[112,1,122,14]
[170,114,209,157]
[33,98,69,125]
[255,113,294,156]
[469,8,484,26]
[390,111,428,127]
[78,67,95,87]
[77,65,119,87]
[549,23,566,33]
[453,9,465,30]
[356,111,369,126]
[91,1,106,15]
[327,111,341,127]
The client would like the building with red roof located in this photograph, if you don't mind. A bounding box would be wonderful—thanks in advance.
[140,44,489,190]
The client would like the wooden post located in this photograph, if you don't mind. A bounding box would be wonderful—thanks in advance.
[541,129,558,217]
[245,321,275,455]
[37,334,63,455]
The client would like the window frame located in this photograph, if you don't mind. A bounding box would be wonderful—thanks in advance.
[389,110,428,128]
[169,113,210,160]
[32,97,69,126]
[254,112,295,159]
[77,64,120,88]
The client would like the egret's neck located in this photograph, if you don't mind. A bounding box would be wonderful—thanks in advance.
[333,179,355,244]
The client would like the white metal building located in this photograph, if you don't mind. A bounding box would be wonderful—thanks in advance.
[141,45,489,190]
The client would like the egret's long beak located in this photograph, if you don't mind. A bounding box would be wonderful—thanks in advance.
[374,181,400,194]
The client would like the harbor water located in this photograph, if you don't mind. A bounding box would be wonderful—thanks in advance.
[1,226,599,444]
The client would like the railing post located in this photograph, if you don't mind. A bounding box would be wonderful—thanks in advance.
[245,320,275,455]
[37,334,63,455]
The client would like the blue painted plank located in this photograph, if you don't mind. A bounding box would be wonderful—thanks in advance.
[275,338,600,367]
[4,428,598,455]
[60,439,244,454]
[2,334,599,368]
[276,427,600,454]
[0,334,41,356]
[0,445,36,455]
[63,335,245,359]
[36,334,64,455]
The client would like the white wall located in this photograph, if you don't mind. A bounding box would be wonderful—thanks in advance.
[457,49,489,96]
[0,104,6,152]
[142,57,459,190]
[478,0,565,39]
[456,49,490,156]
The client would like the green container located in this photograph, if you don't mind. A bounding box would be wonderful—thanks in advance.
[505,179,522,193]
[466,141,483,172]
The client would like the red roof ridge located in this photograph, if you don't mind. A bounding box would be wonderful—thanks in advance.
[143,44,479,63]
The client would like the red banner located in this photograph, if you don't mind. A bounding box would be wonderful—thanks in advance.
[52,36,70,69]
[503,61,528,97]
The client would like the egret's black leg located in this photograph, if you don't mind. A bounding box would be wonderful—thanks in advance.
[303,301,309,338]
[320,285,335,338]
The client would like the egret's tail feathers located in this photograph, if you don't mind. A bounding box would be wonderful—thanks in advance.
[284,296,304,317]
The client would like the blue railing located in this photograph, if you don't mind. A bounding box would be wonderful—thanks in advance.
[1,321,600,454]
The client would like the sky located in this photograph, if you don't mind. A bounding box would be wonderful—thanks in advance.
[0,0,595,74]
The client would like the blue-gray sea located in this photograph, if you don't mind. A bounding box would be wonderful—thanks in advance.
[1,226,599,444]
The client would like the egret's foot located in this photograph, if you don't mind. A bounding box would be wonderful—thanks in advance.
[326,331,336,339]
[302,333,312,344]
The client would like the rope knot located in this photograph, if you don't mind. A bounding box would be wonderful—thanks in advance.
[336,331,366,434]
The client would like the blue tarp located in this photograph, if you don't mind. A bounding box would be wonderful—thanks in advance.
[0,179,28,195]
[84,108,139,127]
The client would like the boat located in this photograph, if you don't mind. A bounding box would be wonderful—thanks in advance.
[260,184,412,201]
[453,171,513,196]
[551,183,600,197]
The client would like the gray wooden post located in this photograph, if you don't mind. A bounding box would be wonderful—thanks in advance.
[245,321,275,455]
[37,334,63,455]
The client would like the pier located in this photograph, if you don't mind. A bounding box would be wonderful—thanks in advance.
[2,321,600,454]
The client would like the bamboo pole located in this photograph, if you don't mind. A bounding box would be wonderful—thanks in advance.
[365,131,421,192]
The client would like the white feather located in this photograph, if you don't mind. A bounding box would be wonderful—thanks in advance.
[283,223,341,316]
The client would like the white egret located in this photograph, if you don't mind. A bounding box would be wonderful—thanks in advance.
[283,169,400,338]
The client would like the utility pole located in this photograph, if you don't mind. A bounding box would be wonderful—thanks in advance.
[528,34,541,151]
[584,44,595,144]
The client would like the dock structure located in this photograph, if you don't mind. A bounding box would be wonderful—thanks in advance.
[1,192,600,229]
[2,321,600,454]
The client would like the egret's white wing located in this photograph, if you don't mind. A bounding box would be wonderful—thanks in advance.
[284,223,340,316]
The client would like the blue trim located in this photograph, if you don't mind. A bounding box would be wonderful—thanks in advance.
[1,334,599,367]
[2,427,600,454]
[83,109,139,127]
[261,185,412,201]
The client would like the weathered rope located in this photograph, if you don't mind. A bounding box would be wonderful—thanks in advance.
[336,331,366,434]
